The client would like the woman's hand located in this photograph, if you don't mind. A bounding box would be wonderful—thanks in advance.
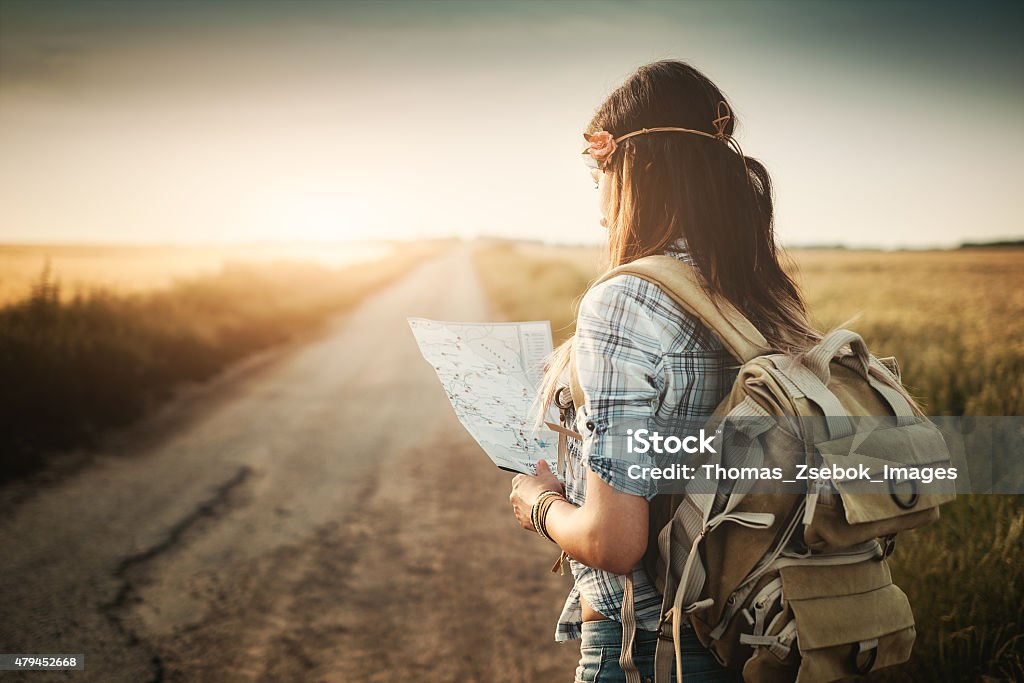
[509,460,564,531]
[509,462,648,573]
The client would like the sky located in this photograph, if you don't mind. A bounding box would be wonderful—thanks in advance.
[0,0,1021,248]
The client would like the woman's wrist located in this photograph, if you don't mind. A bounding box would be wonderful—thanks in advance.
[531,490,566,542]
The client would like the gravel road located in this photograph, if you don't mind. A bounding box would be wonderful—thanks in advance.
[0,245,579,682]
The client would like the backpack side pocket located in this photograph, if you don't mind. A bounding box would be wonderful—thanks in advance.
[778,560,916,682]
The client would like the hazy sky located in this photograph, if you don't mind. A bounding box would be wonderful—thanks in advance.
[1,0,1021,247]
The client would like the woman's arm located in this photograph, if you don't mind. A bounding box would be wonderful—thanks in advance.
[510,275,663,575]
[510,461,647,575]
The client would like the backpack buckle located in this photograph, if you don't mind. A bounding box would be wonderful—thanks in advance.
[555,385,574,410]
[880,534,897,559]
[849,639,879,674]
[655,608,675,640]
[889,478,919,509]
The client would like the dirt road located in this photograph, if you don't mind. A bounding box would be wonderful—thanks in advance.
[0,246,579,682]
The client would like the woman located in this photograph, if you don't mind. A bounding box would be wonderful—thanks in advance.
[508,60,819,682]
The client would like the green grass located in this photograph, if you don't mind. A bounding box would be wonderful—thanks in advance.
[472,242,1024,681]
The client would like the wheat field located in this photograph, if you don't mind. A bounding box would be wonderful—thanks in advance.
[473,241,1024,681]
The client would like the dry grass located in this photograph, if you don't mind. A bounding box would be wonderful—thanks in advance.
[472,241,1024,682]
[791,249,1024,416]
[0,241,443,480]
[0,242,393,305]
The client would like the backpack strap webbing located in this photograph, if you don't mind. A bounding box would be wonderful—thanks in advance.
[567,355,586,414]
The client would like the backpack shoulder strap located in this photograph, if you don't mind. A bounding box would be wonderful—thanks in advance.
[593,255,770,363]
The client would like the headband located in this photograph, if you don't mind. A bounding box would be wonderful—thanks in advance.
[582,100,749,177]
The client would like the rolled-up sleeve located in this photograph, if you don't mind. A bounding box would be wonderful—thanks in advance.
[574,275,664,499]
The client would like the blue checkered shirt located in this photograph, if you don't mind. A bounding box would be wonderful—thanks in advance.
[554,243,739,642]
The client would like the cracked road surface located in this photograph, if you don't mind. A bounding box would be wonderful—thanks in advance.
[0,246,578,682]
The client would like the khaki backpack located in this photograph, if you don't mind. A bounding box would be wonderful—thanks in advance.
[554,255,955,683]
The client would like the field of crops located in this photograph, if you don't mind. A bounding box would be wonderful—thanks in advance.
[473,242,1024,681]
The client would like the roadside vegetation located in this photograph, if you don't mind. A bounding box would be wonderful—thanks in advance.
[0,242,439,481]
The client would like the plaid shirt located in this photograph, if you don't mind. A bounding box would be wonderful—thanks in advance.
[554,242,738,642]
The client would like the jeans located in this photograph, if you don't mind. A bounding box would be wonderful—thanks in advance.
[573,620,740,683]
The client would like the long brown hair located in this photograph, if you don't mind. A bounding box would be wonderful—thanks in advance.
[537,60,820,418]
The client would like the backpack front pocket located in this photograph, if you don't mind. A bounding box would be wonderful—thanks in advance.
[777,560,916,682]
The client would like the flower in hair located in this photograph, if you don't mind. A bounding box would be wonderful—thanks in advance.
[583,131,616,165]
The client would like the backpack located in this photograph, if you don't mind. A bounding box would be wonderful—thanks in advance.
[554,255,956,683]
